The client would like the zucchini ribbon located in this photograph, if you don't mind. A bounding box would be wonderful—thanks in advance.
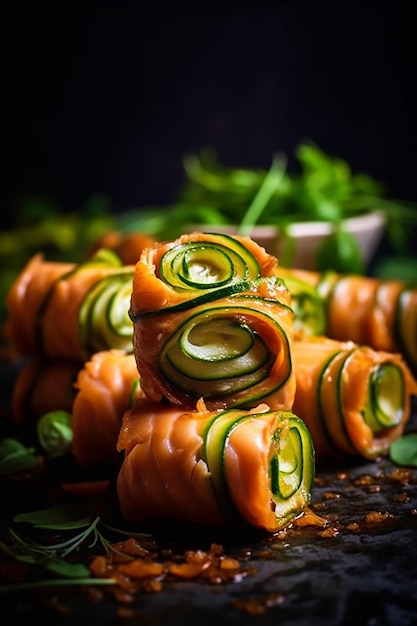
[275,267,417,376]
[117,399,315,532]
[129,232,296,410]
[6,250,134,360]
[292,335,417,464]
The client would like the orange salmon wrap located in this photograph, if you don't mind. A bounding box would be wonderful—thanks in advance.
[291,335,417,465]
[129,232,296,410]
[10,350,144,470]
[5,250,135,361]
[275,267,417,375]
[116,398,315,532]
[71,349,144,470]
[87,230,157,265]
[11,357,81,442]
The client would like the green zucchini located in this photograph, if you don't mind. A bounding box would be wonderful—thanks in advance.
[202,409,315,528]
[158,303,291,404]
[317,348,357,455]
[202,408,246,524]
[362,363,405,431]
[158,234,261,291]
[79,268,134,356]
[282,276,326,336]
[34,249,123,353]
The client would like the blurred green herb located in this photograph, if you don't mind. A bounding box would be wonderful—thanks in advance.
[120,141,417,274]
[0,497,152,593]
[389,433,417,468]
[0,193,116,323]
[0,438,40,477]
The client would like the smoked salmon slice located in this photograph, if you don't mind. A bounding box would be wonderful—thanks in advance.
[291,335,417,465]
[5,250,135,361]
[129,231,279,315]
[87,230,157,265]
[116,398,315,532]
[11,357,81,443]
[11,350,143,471]
[72,349,144,470]
[129,232,295,410]
[275,267,417,375]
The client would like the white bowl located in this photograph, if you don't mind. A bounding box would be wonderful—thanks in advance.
[193,211,386,270]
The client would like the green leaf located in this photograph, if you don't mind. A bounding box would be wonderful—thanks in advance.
[237,153,287,235]
[316,229,365,274]
[389,434,417,468]
[45,559,91,578]
[14,502,94,530]
[0,438,39,477]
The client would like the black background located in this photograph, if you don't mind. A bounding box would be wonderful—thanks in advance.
[2,0,417,228]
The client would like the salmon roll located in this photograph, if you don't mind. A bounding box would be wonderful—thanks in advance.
[10,350,143,470]
[291,335,417,465]
[11,356,81,442]
[71,350,144,470]
[5,250,134,361]
[275,267,417,375]
[87,230,157,265]
[130,231,279,315]
[129,232,295,410]
[117,398,315,532]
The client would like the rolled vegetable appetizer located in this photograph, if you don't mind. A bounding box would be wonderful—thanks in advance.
[11,350,143,470]
[275,267,417,375]
[5,250,134,361]
[117,398,315,532]
[11,357,81,442]
[72,349,144,469]
[129,232,295,410]
[87,230,157,265]
[130,231,279,314]
[291,335,417,465]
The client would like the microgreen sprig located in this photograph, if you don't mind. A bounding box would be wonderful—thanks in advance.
[0,501,150,592]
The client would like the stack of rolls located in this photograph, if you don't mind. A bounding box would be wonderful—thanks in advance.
[117,231,315,532]
[4,230,417,532]
[5,247,145,472]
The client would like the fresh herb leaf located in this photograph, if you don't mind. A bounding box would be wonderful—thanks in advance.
[0,438,40,477]
[237,153,287,235]
[316,228,365,274]
[46,560,91,578]
[389,434,417,468]
[14,502,101,530]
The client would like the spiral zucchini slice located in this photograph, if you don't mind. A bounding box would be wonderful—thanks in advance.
[362,363,406,431]
[158,301,292,406]
[202,408,315,530]
[79,268,134,355]
[158,234,261,292]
